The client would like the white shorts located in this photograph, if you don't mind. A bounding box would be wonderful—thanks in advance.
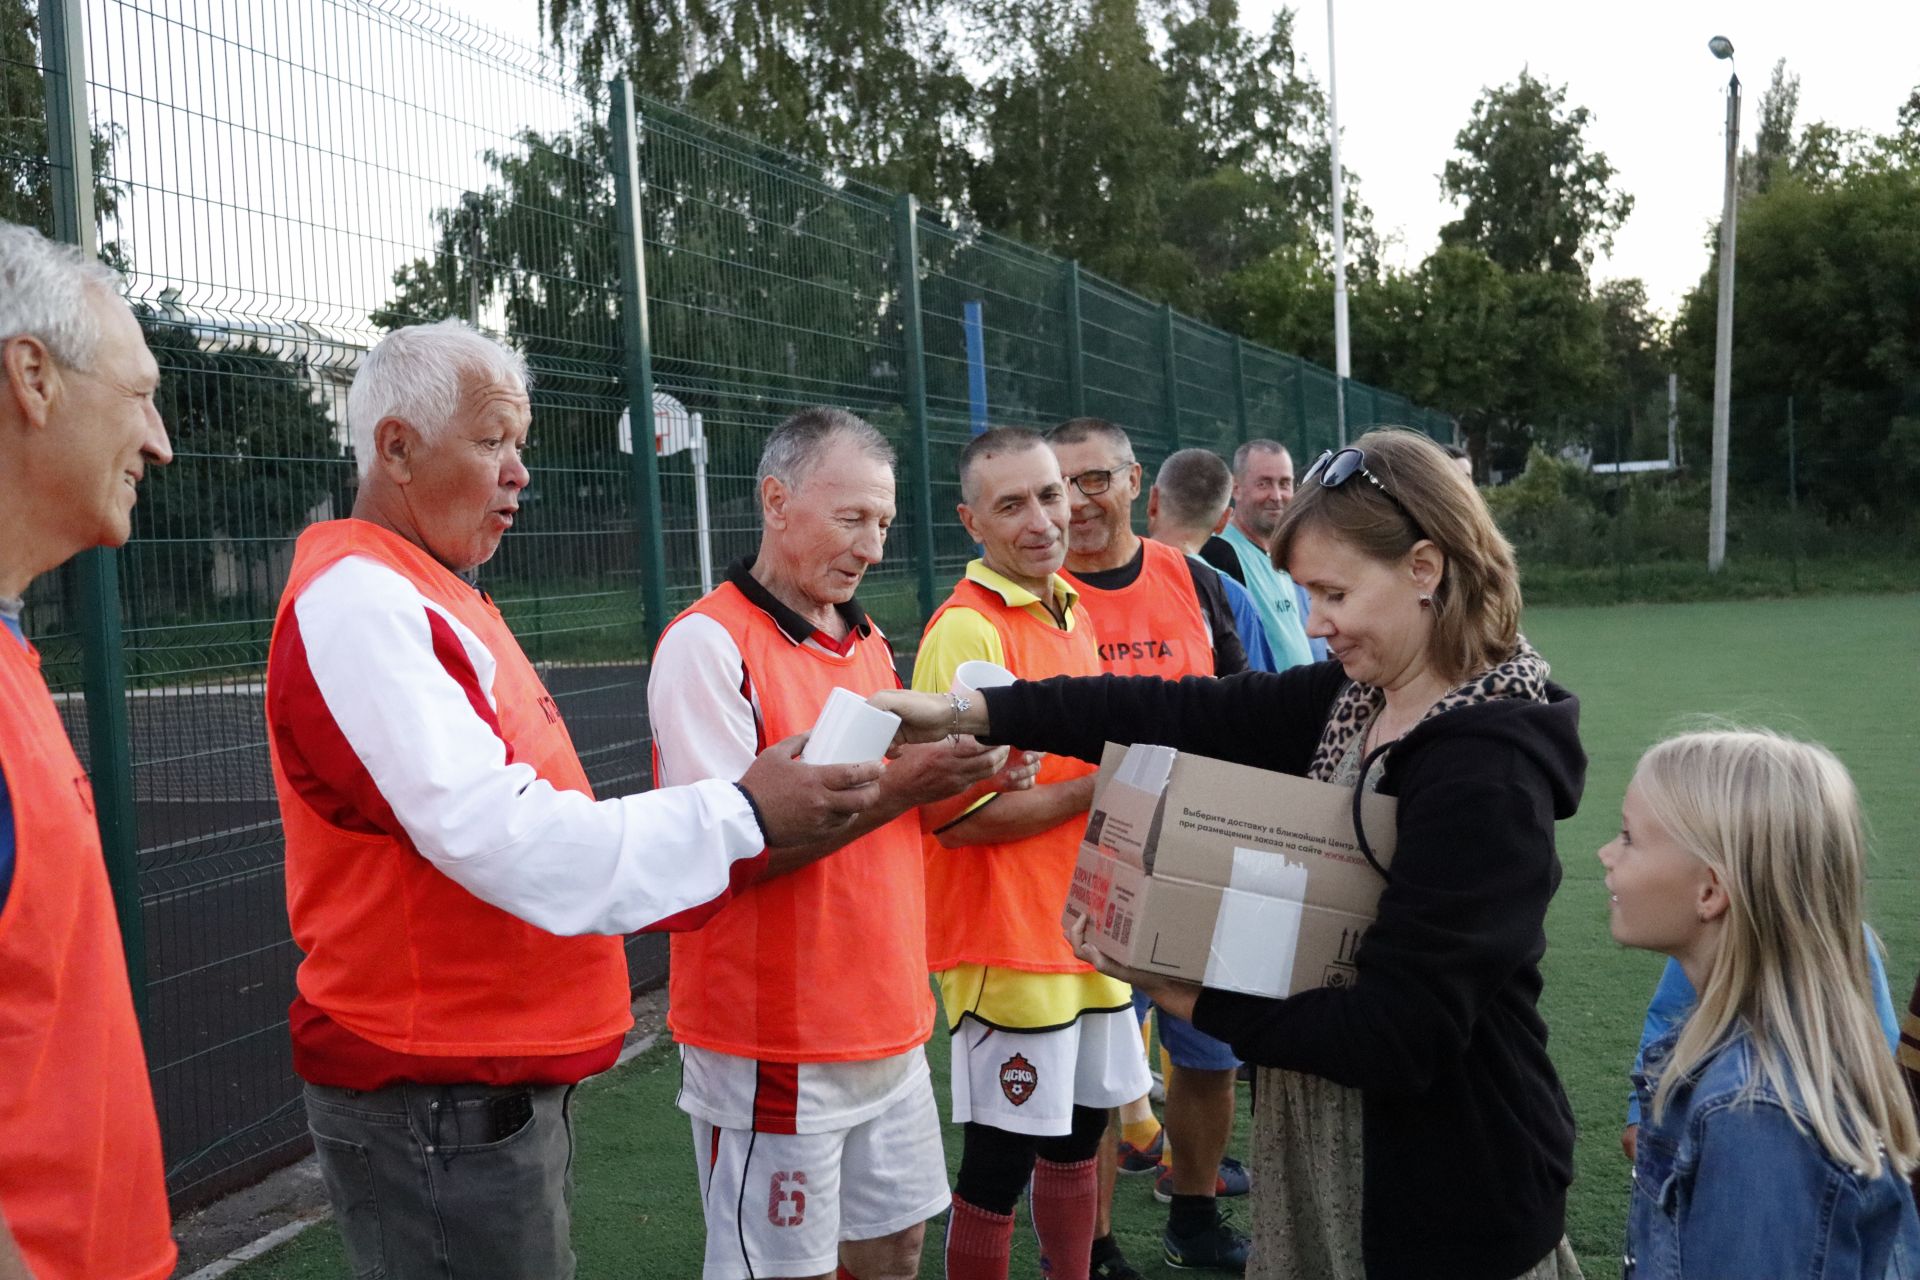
[949,1008,1152,1137]
[691,1068,950,1279]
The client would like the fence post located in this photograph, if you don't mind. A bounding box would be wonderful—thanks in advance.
[1230,337,1249,447]
[1786,395,1798,593]
[1613,410,1628,602]
[40,0,146,1021]
[608,77,672,654]
[894,194,937,623]
[1062,261,1086,419]
[1160,303,1180,450]
[1290,356,1311,459]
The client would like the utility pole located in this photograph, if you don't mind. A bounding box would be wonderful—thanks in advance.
[1326,0,1351,446]
[1708,37,1740,572]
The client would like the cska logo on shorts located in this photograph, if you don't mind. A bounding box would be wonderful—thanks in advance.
[999,1053,1038,1106]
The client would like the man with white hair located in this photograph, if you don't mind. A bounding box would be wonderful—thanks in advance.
[650,407,1035,1280]
[267,320,886,1278]
[0,220,177,1279]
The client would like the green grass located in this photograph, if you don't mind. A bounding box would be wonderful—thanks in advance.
[1526,592,1920,1273]
[1517,555,1917,607]
[228,593,1920,1279]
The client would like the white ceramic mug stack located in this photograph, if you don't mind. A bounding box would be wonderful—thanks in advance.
[799,686,902,765]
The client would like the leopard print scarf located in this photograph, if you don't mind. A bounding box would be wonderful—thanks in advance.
[1305,638,1553,785]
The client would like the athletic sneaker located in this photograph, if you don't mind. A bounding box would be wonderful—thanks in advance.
[1153,1154,1251,1203]
[1089,1241,1146,1280]
[1114,1125,1165,1174]
[1163,1209,1252,1273]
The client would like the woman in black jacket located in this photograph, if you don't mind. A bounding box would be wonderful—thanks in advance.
[876,429,1587,1280]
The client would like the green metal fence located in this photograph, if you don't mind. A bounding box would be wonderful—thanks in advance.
[21,0,1452,1210]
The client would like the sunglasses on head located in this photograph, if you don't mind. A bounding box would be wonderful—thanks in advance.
[1303,448,1429,541]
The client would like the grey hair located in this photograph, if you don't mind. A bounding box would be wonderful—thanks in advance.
[348,319,530,479]
[0,220,125,380]
[1155,447,1233,531]
[1231,438,1291,478]
[756,406,895,492]
[958,425,1050,505]
[1045,416,1133,457]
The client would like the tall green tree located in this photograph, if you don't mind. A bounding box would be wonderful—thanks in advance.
[131,313,344,610]
[1154,0,1370,311]
[1439,70,1633,277]
[2,0,121,256]
[1671,155,1920,519]
[537,0,1362,321]
[1592,277,1668,458]
[1741,59,1800,196]
[7,0,339,613]
[537,0,974,202]
[969,0,1179,284]
[1892,86,1920,162]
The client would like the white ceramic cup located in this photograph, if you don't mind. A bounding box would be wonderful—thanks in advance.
[951,659,1017,700]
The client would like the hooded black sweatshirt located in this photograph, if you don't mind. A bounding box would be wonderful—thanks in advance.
[981,660,1587,1280]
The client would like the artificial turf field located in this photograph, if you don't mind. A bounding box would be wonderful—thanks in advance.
[230,592,1920,1279]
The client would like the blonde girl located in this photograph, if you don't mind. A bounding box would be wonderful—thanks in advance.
[1598,729,1920,1278]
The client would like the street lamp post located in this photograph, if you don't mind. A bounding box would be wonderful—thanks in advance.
[1708,35,1740,572]
[1327,0,1351,446]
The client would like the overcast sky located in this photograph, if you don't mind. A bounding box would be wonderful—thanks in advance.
[1265,0,1920,316]
[445,0,1920,318]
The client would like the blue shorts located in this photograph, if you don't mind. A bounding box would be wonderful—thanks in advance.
[1131,989,1241,1071]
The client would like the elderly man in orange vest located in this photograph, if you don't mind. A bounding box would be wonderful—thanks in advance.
[648,407,1034,1280]
[1047,418,1252,1276]
[0,221,176,1280]
[266,321,888,1279]
[911,427,1153,1280]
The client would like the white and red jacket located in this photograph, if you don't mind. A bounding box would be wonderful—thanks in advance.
[267,519,768,1089]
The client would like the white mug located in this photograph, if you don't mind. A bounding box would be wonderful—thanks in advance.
[951,659,1016,701]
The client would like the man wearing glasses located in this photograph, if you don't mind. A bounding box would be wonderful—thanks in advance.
[1199,440,1321,668]
[1046,418,1251,1276]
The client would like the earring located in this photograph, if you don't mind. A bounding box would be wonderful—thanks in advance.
[1417,594,1433,610]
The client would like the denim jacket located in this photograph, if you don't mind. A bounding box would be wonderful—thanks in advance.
[1626,1024,1920,1279]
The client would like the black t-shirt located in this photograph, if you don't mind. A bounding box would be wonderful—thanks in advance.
[1199,533,1246,586]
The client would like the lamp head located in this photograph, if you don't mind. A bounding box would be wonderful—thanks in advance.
[1708,35,1735,60]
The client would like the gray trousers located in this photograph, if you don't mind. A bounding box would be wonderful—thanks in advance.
[305,1081,578,1280]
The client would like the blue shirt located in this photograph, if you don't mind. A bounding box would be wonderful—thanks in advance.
[0,608,23,915]
[1292,581,1330,663]
[1218,522,1314,669]
[1626,940,1900,1127]
[1211,564,1276,673]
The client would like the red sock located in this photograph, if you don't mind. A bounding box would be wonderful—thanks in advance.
[836,1269,859,1280]
[1031,1156,1098,1280]
[945,1194,1015,1280]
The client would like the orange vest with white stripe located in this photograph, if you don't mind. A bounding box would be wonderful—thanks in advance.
[661,583,933,1062]
[0,633,176,1280]
[923,578,1102,973]
[269,520,631,1059]
[1066,537,1217,679]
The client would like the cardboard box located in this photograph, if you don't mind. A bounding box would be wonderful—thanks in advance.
[1064,742,1398,998]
